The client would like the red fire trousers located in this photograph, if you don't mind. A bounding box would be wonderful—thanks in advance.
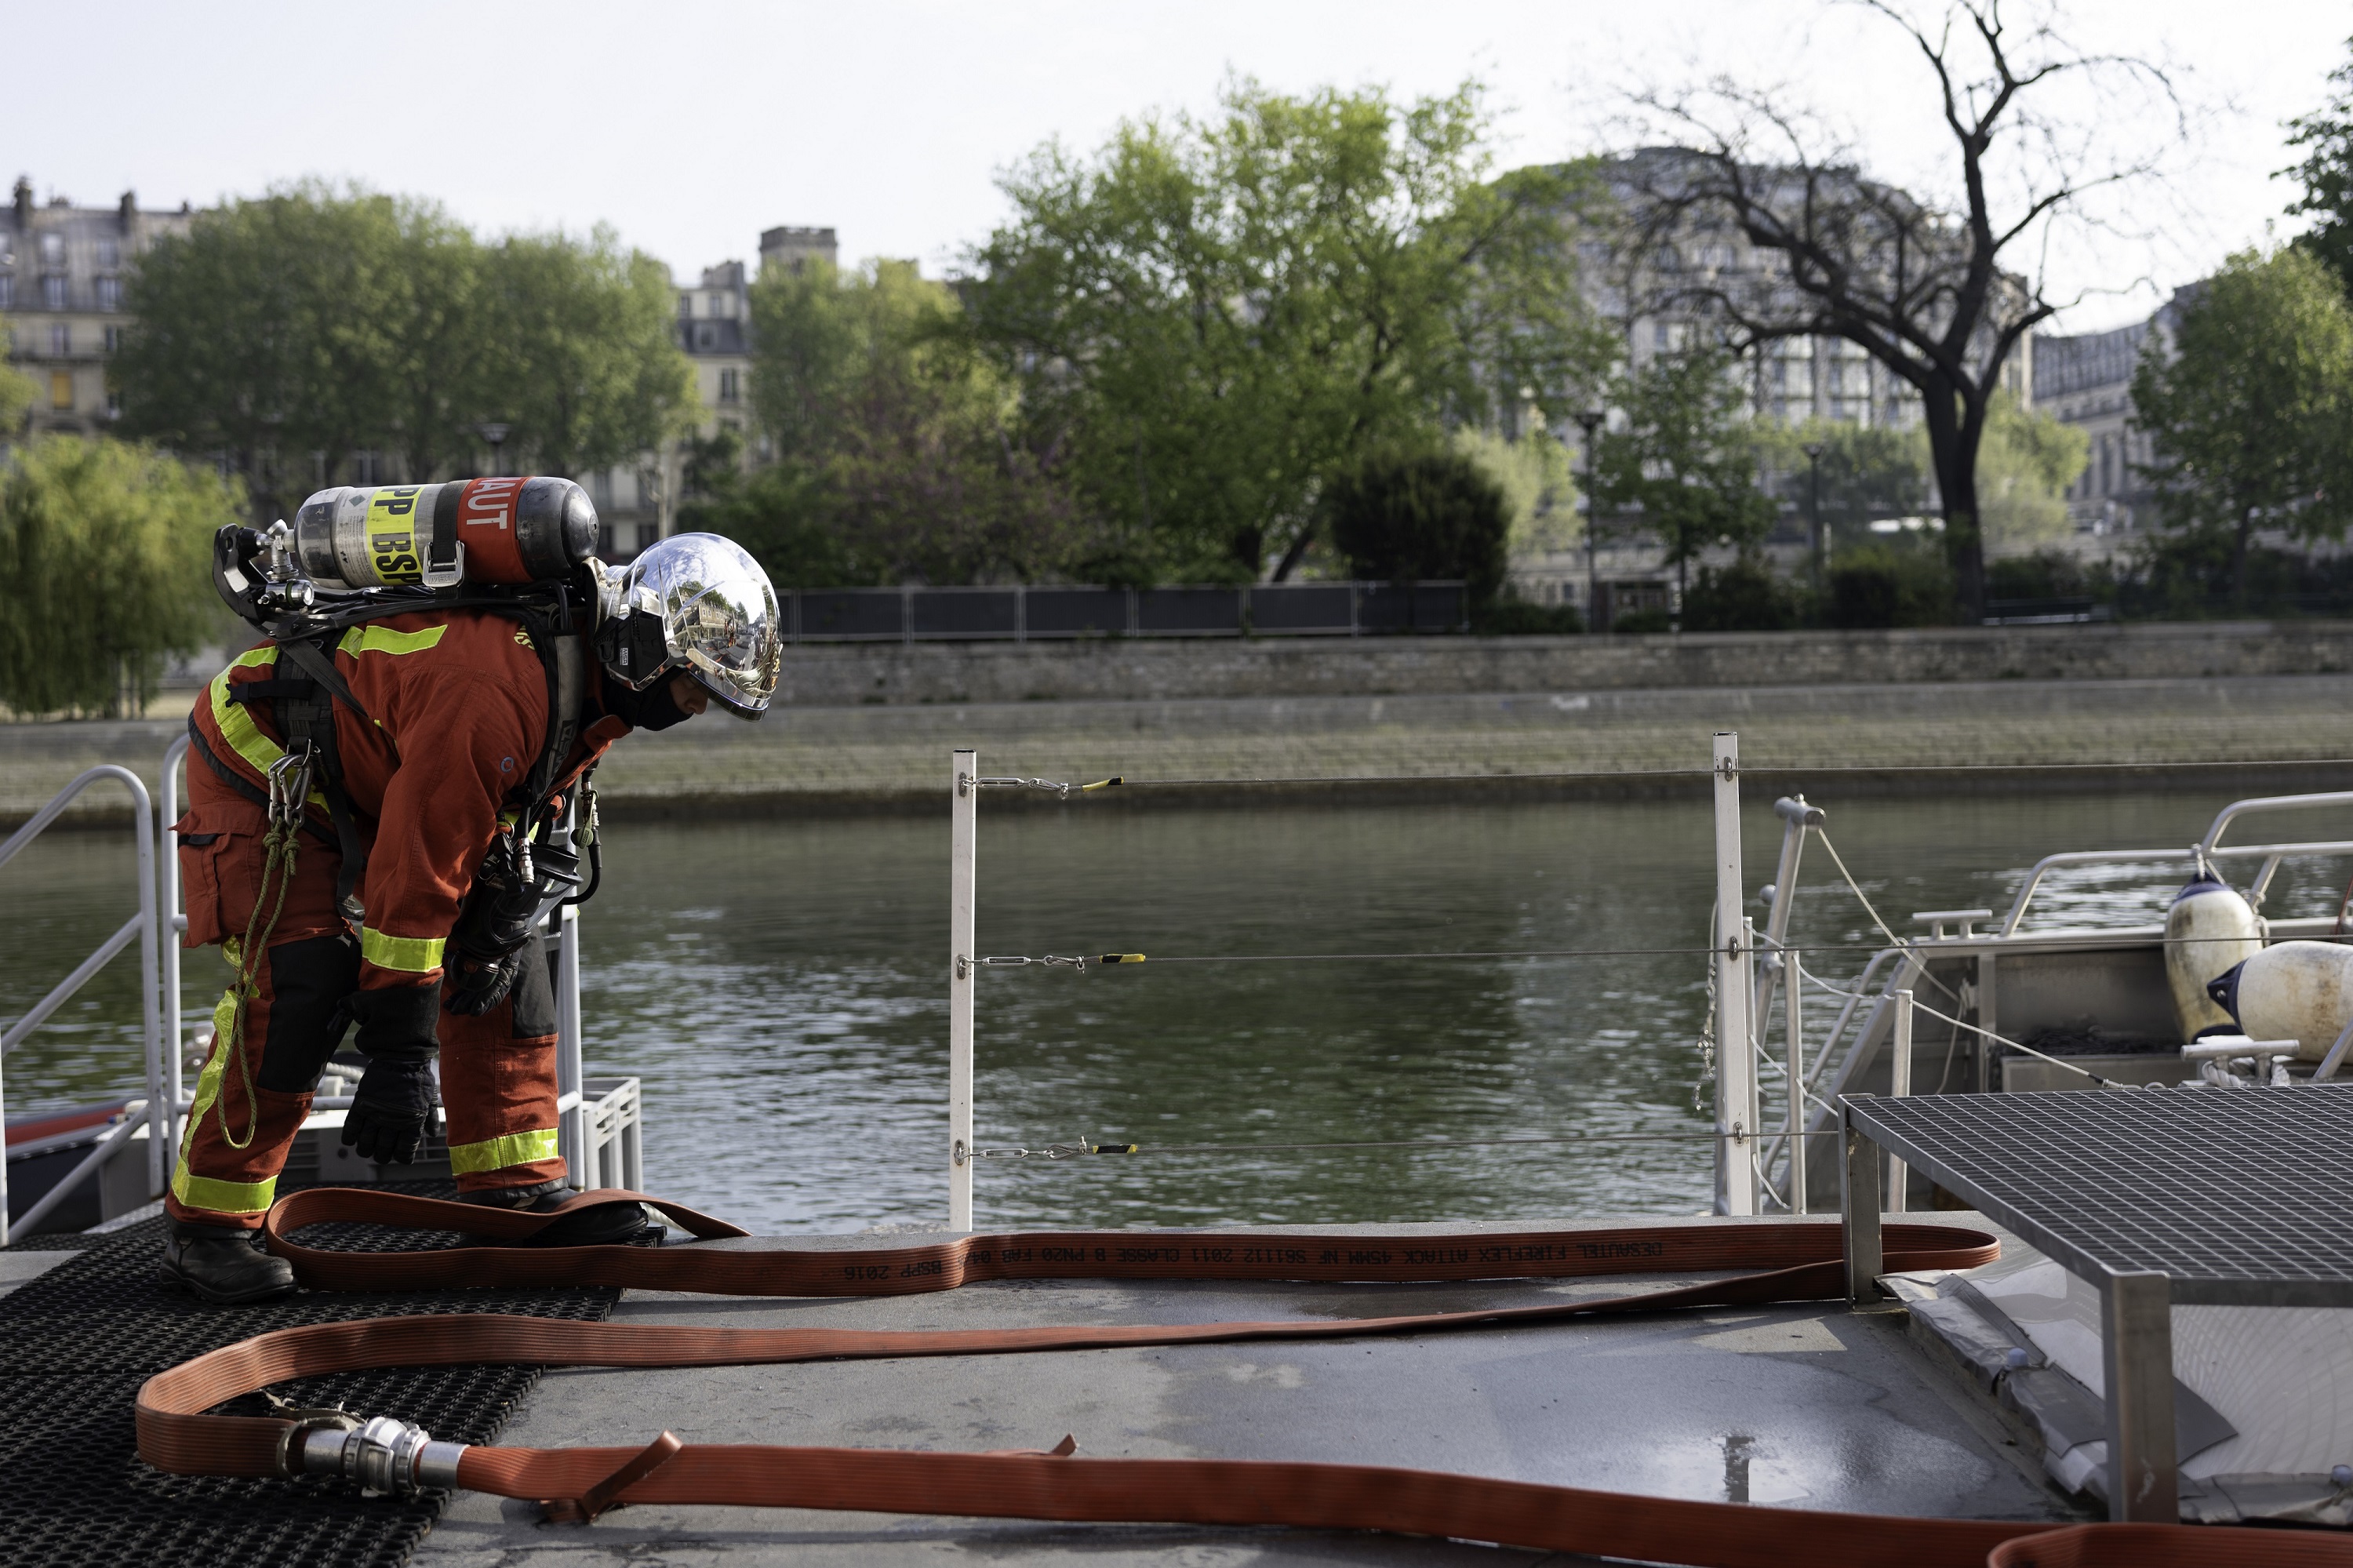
[165,769,565,1229]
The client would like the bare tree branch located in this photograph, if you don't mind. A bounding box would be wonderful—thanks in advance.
[1598,0,2189,618]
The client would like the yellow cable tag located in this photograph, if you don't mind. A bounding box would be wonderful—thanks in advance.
[1099,953,1146,965]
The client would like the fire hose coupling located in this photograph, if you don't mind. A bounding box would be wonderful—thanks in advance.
[288,1413,468,1495]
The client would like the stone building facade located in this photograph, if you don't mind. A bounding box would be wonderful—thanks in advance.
[2,177,193,439]
[2028,292,2190,539]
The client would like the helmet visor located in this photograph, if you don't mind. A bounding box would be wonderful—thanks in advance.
[632,533,783,717]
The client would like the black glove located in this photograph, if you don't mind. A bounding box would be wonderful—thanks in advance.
[446,837,549,1017]
[341,1057,438,1163]
[444,948,527,1017]
[342,985,439,1164]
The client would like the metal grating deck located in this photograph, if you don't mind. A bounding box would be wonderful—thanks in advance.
[0,1182,620,1568]
[1846,1084,2353,1306]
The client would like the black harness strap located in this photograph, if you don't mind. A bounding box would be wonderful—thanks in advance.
[184,716,336,847]
[264,636,380,933]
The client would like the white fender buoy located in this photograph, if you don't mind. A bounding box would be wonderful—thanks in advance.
[2208,941,2353,1060]
[2166,875,2264,1040]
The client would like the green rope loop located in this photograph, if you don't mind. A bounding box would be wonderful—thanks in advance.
[213,816,300,1152]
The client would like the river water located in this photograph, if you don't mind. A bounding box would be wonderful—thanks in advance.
[9,790,2350,1233]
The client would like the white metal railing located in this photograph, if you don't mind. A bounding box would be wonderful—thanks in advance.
[1,763,165,1244]
[157,737,190,1169]
[5,731,607,1245]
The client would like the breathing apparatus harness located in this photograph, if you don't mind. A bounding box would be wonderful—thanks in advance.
[199,521,606,991]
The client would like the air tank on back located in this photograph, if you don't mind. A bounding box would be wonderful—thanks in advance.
[2208,940,2353,1060]
[2164,873,2264,1041]
[292,477,599,590]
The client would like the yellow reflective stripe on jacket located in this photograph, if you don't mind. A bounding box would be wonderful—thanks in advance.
[170,1164,277,1216]
[206,645,331,805]
[359,927,444,973]
[209,646,285,778]
[448,1127,561,1176]
[336,623,447,657]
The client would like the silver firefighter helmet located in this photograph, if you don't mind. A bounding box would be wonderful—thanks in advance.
[595,533,781,718]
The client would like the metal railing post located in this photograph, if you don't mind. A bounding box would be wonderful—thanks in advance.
[556,902,585,1186]
[1,990,9,1242]
[1888,988,1913,1214]
[0,763,162,1241]
[158,737,191,1170]
[1841,1097,1883,1304]
[1712,732,1757,1216]
[2101,1268,2179,1522]
[948,749,977,1230]
[1786,950,1806,1215]
[551,794,587,1188]
[1752,795,1822,1034]
[132,774,162,1195]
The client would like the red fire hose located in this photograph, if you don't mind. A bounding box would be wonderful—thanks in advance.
[129,1187,2351,1568]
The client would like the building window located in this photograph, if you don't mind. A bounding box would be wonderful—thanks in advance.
[38,233,63,264]
[106,389,121,419]
[104,325,121,353]
[42,275,65,310]
[97,239,118,267]
[695,322,715,350]
[96,276,119,311]
[49,371,71,410]
[0,275,11,309]
[677,293,692,318]
[718,367,740,402]
[50,323,69,357]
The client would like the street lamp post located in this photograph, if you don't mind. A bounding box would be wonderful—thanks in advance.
[1577,409,1606,632]
[1802,441,1826,595]
[477,422,511,479]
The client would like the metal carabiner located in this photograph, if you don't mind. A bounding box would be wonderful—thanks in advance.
[267,743,315,830]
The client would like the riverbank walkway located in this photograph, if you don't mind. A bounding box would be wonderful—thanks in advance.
[11,670,2353,825]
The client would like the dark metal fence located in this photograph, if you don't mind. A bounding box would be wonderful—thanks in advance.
[783,581,1467,643]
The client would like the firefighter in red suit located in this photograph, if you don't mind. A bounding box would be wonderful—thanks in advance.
[161,531,780,1303]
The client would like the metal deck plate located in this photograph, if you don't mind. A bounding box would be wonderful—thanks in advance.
[1847,1085,2353,1306]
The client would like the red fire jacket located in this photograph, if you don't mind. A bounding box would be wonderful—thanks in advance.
[182,610,627,993]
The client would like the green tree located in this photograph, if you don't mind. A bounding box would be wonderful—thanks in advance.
[744,257,1083,584]
[2130,247,2353,609]
[1324,449,1509,604]
[683,466,869,589]
[1973,391,2089,551]
[0,325,35,436]
[115,185,420,518]
[471,227,694,479]
[1593,346,1776,602]
[0,438,240,717]
[966,78,1610,581]
[2285,42,2353,299]
[113,187,691,515]
[1758,418,1927,547]
[1455,427,1578,558]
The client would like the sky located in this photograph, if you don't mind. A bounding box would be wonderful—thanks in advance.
[5,1,2344,333]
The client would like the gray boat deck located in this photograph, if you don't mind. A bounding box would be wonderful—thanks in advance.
[416,1216,2075,1565]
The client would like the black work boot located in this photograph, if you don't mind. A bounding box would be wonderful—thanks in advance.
[458,1180,658,1246]
[158,1216,298,1304]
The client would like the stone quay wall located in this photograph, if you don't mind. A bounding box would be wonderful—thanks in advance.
[773,620,2353,707]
